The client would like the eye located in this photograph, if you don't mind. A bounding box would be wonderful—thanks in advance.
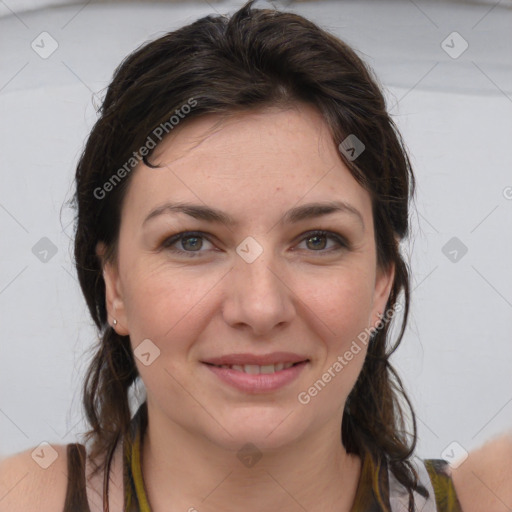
[295,230,349,255]
[161,231,214,257]
[160,229,348,258]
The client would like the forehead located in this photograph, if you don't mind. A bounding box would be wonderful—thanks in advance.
[122,103,372,226]
[149,103,336,172]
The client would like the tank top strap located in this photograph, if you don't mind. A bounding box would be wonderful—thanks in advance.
[63,443,92,512]
[124,401,152,512]
[423,459,463,512]
[388,456,462,512]
[62,404,149,512]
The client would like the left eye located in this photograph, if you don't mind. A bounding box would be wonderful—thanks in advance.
[161,230,348,257]
[295,230,347,253]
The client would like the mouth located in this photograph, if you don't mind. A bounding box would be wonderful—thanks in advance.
[202,360,310,393]
[203,361,308,374]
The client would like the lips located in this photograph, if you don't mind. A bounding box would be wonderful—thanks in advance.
[201,352,310,393]
[202,352,309,367]
[204,360,309,393]
[208,362,298,374]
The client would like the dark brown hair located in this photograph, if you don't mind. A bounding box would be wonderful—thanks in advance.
[71,1,420,509]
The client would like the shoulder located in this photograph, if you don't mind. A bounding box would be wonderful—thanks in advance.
[0,443,70,512]
[450,433,512,512]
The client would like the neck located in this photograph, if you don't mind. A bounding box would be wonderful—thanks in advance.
[140,405,362,512]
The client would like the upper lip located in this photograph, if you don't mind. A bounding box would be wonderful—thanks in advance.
[202,352,310,366]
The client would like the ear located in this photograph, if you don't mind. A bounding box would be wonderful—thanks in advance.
[369,260,396,330]
[96,241,130,336]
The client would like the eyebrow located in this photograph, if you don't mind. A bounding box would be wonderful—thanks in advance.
[143,200,365,230]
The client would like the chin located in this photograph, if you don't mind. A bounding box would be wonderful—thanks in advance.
[208,410,306,453]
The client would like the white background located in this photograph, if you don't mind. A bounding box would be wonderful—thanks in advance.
[1,0,511,463]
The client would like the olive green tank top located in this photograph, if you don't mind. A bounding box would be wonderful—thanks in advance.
[63,402,462,511]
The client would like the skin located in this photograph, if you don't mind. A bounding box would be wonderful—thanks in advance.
[451,433,512,512]
[0,102,509,512]
[97,102,395,512]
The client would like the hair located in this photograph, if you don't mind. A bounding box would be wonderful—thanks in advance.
[71,1,421,509]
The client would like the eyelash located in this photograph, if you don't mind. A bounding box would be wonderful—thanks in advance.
[160,230,349,258]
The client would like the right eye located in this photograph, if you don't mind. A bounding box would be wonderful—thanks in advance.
[160,231,216,257]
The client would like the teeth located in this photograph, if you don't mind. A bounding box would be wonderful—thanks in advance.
[216,362,297,373]
[245,364,260,374]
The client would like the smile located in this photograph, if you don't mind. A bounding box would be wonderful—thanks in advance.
[203,361,309,393]
[207,362,301,373]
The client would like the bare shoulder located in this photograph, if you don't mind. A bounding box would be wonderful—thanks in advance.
[0,443,69,512]
[451,432,512,512]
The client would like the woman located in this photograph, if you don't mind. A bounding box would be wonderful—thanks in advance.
[0,1,501,510]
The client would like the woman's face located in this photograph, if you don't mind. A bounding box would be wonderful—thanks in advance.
[98,102,394,452]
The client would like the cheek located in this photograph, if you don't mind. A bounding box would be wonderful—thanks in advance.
[120,267,207,393]
[299,278,372,406]
[299,267,375,337]
[296,266,374,392]
[121,260,216,339]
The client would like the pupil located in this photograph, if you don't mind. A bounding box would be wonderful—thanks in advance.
[308,235,325,250]
[184,236,201,251]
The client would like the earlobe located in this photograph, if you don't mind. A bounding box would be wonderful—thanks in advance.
[96,241,130,336]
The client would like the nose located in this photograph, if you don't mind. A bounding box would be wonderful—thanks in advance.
[221,247,295,337]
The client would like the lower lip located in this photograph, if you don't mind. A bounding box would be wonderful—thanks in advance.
[203,361,308,393]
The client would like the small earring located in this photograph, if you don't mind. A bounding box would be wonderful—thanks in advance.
[112,319,117,326]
